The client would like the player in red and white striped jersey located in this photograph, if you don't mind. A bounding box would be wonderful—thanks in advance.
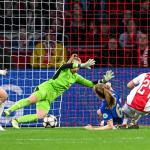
[122,72,150,126]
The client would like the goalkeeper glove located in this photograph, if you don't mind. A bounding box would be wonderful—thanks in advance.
[80,59,95,69]
[102,70,115,83]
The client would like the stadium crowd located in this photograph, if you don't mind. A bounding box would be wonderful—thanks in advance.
[0,0,149,68]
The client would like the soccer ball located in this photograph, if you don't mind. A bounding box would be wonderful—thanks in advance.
[43,115,57,128]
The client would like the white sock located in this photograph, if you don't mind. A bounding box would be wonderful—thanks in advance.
[0,102,5,131]
[123,118,128,125]
[133,115,142,124]
[0,103,4,117]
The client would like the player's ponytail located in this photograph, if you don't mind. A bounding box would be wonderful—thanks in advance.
[93,83,116,109]
[103,88,116,109]
[93,84,105,99]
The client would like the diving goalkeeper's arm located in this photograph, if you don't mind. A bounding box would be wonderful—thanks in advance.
[52,58,95,79]
[99,70,115,84]
[76,70,115,88]
[63,58,96,69]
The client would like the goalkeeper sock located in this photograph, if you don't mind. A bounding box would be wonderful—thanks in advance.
[8,98,31,113]
[16,114,38,123]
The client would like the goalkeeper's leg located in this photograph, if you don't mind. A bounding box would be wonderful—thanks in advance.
[11,100,50,128]
[4,88,47,116]
[17,100,50,123]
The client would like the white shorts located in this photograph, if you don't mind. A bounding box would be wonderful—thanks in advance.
[122,103,146,118]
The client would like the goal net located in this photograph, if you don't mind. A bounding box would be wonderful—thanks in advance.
[0,0,65,127]
[0,0,150,127]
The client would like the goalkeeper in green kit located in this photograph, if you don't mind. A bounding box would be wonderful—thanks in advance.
[4,54,114,129]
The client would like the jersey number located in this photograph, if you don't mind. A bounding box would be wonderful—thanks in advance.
[137,79,150,96]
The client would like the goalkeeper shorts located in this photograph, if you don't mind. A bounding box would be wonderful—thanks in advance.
[32,86,58,113]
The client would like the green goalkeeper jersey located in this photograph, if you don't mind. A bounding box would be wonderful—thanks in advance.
[37,63,97,98]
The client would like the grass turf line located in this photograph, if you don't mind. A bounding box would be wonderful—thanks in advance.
[0,127,150,150]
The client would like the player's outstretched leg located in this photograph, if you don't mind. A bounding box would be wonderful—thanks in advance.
[5,88,50,128]
[11,114,39,129]
[11,119,20,129]
[4,98,31,116]
[11,100,49,129]
[4,94,40,116]
[11,110,47,129]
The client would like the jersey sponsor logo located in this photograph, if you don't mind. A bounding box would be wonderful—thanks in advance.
[103,113,108,119]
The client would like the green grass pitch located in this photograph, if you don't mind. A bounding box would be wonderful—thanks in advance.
[0,127,150,150]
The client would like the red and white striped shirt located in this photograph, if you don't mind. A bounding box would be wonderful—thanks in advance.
[127,73,150,112]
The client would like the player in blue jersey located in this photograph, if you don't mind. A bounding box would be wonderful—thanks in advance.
[84,82,123,130]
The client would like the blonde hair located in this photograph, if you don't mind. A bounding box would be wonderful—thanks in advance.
[94,84,116,108]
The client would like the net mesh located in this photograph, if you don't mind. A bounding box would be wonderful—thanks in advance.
[0,0,150,126]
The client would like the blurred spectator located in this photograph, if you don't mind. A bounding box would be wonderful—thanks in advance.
[90,0,108,18]
[13,0,28,29]
[80,0,106,19]
[107,36,118,66]
[86,20,100,45]
[0,36,11,69]
[99,20,109,48]
[124,10,133,24]
[30,31,67,68]
[0,1,15,31]
[118,10,132,34]
[12,27,34,52]
[100,0,107,18]
[46,8,63,32]
[26,0,49,31]
[119,20,142,65]
[27,10,35,33]
[47,10,63,42]
[102,35,124,66]
[50,18,63,34]
[0,47,11,69]
[72,3,85,27]
[69,2,86,45]
[72,10,83,26]
[4,0,13,17]
[27,0,49,16]
[141,0,149,12]
[0,35,10,69]
[119,20,142,49]
[15,0,26,15]
[139,0,150,30]
[137,33,150,67]
[56,0,63,12]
